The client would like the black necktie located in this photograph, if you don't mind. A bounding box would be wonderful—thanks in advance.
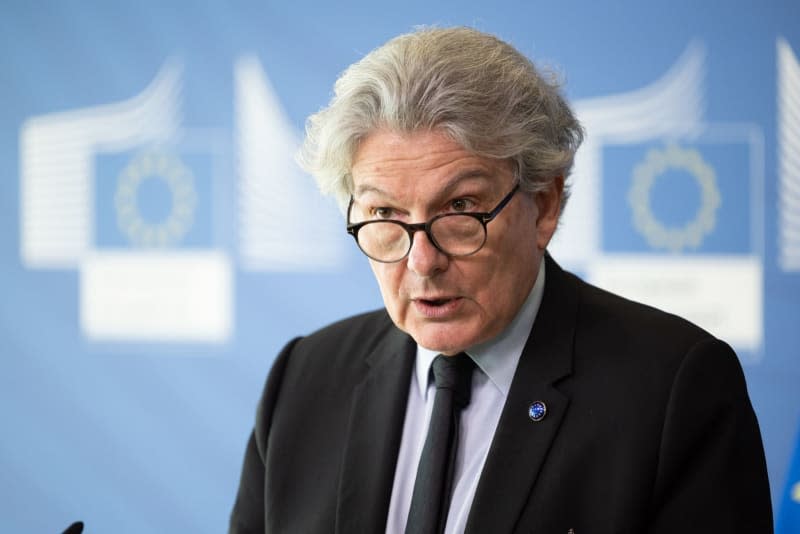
[405,353,475,534]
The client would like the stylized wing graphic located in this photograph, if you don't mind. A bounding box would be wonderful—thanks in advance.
[20,61,182,269]
[778,37,800,273]
[235,56,347,271]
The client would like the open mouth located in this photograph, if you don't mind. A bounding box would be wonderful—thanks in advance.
[420,298,452,306]
[413,297,462,317]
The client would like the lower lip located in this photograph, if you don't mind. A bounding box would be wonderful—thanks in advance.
[412,297,464,318]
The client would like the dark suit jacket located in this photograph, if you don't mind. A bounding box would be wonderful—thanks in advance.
[230,256,772,533]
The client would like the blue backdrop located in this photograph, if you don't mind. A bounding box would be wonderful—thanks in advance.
[1,1,799,532]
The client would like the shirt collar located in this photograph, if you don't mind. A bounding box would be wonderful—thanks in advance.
[415,256,547,399]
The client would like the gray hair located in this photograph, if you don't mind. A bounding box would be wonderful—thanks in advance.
[299,26,584,212]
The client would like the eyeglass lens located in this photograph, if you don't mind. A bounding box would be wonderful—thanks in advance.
[357,215,486,262]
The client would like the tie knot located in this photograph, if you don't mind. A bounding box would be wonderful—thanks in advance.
[432,353,475,407]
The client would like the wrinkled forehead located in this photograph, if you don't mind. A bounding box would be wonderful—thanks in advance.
[353,169,497,198]
[349,129,515,201]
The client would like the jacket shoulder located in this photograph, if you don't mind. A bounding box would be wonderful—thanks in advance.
[293,308,399,357]
[271,308,408,388]
[565,268,715,351]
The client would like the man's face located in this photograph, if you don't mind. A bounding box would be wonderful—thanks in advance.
[350,130,562,355]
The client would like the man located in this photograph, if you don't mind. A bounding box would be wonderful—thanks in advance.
[230,27,772,533]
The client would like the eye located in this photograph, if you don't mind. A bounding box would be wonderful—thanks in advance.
[373,207,396,219]
[450,198,474,212]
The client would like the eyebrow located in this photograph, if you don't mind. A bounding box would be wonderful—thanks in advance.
[352,168,494,199]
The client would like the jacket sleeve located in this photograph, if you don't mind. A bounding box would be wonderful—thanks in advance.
[229,338,300,534]
[647,338,773,533]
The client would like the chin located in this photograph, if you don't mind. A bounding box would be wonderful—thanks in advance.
[409,323,481,355]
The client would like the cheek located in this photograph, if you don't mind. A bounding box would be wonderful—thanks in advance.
[369,262,405,308]
[502,209,540,262]
[471,218,539,301]
[471,262,513,304]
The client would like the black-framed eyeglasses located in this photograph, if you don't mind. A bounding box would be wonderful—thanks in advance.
[346,184,519,263]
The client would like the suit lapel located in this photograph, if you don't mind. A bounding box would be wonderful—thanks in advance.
[466,255,578,533]
[336,325,416,534]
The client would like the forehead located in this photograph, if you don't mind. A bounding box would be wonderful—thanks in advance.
[351,130,513,197]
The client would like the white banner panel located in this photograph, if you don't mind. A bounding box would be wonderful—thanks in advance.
[80,251,233,342]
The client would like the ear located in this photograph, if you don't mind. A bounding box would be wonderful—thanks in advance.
[535,176,564,250]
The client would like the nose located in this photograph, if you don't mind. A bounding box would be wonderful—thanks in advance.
[406,229,449,277]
